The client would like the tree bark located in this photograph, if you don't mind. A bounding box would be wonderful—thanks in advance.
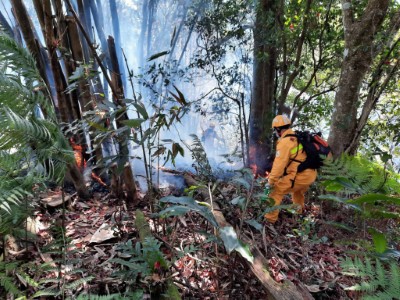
[10,0,53,108]
[76,0,91,62]
[32,0,89,199]
[249,0,279,175]
[108,36,139,206]
[108,0,126,91]
[328,0,390,157]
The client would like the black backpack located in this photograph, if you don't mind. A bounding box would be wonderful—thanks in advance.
[286,131,332,172]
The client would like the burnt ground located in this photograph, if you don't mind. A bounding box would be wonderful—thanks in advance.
[4,177,399,299]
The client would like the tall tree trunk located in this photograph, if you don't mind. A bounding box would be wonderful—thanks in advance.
[328,0,389,157]
[66,15,108,177]
[345,11,400,154]
[77,0,91,62]
[139,0,149,68]
[93,0,109,97]
[109,0,126,91]
[108,36,138,205]
[11,0,89,199]
[34,0,89,198]
[10,0,53,109]
[248,0,279,175]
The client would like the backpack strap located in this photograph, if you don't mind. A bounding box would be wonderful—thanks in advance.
[282,134,303,174]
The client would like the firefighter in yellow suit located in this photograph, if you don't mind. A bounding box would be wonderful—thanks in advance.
[264,115,317,223]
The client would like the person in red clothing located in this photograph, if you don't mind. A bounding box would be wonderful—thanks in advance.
[264,115,317,223]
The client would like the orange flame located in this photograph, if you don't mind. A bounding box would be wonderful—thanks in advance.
[91,172,107,186]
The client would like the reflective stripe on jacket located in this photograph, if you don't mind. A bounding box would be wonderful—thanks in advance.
[268,128,307,186]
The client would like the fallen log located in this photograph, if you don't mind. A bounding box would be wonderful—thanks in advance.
[183,172,313,300]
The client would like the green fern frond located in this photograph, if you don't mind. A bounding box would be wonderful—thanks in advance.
[0,32,44,90]
[75,294,128,300]
[65,276,95,290]
[0,73,53,120]
[321,154,398,195]
[188,134,214,181]
[1,108,52,148]
[0,108,74,183]
[341,256,400,299]
[0,273,22,296]
[0,206,32,235]
[32,287,60,298]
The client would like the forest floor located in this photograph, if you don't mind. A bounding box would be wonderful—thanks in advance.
[6,172,399,299]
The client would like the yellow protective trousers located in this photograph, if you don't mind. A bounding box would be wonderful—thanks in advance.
[264,168,317,223]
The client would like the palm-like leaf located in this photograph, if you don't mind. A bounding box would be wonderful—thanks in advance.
[0,32,43,90]
[0,73,54,120]
[0,108,74,183]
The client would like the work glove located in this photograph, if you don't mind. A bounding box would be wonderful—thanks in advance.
[263,183,272,196]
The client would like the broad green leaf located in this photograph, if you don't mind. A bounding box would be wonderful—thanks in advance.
[321,180,344,192]
[230,196,246,209]
[245,219,263,232]
[219,226,253,263]
[323,221,355,232]
[133,102,149,120]
[156,205,192,217]
[68,66,85,81]
[318,194,348,203]
[159,196,219,227]
[261,204,293,215]
[230,177,250,190]
[348,194,400,206]
[368,228,387,254]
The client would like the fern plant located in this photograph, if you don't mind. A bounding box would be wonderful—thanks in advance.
[0,260,31,297]
[319,154,400,219]
[320,154,400,195]
[187,134,214,182]
[110,237,167,296]
[30,226,95,299]
[341,256,400,299]
[0,30,74,239]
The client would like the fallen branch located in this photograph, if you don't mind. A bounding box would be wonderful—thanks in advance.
[183,173,313,300]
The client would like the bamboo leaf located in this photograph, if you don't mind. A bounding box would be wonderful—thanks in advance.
[132,102,149,120]
[147,51,169,61]
[121,118,146,128]
[170,85,187,106]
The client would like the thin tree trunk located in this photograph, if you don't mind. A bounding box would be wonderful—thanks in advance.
[139,0,149,68]
[33,0,89,199]
[66,15,107,177]
[10,0,53,108]
[108,36,138,205]
[77,0,91,62]
[93,0,109,97]
[109,0,126,91]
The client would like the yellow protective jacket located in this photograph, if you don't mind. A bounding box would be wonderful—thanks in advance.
[268,128,305,186]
